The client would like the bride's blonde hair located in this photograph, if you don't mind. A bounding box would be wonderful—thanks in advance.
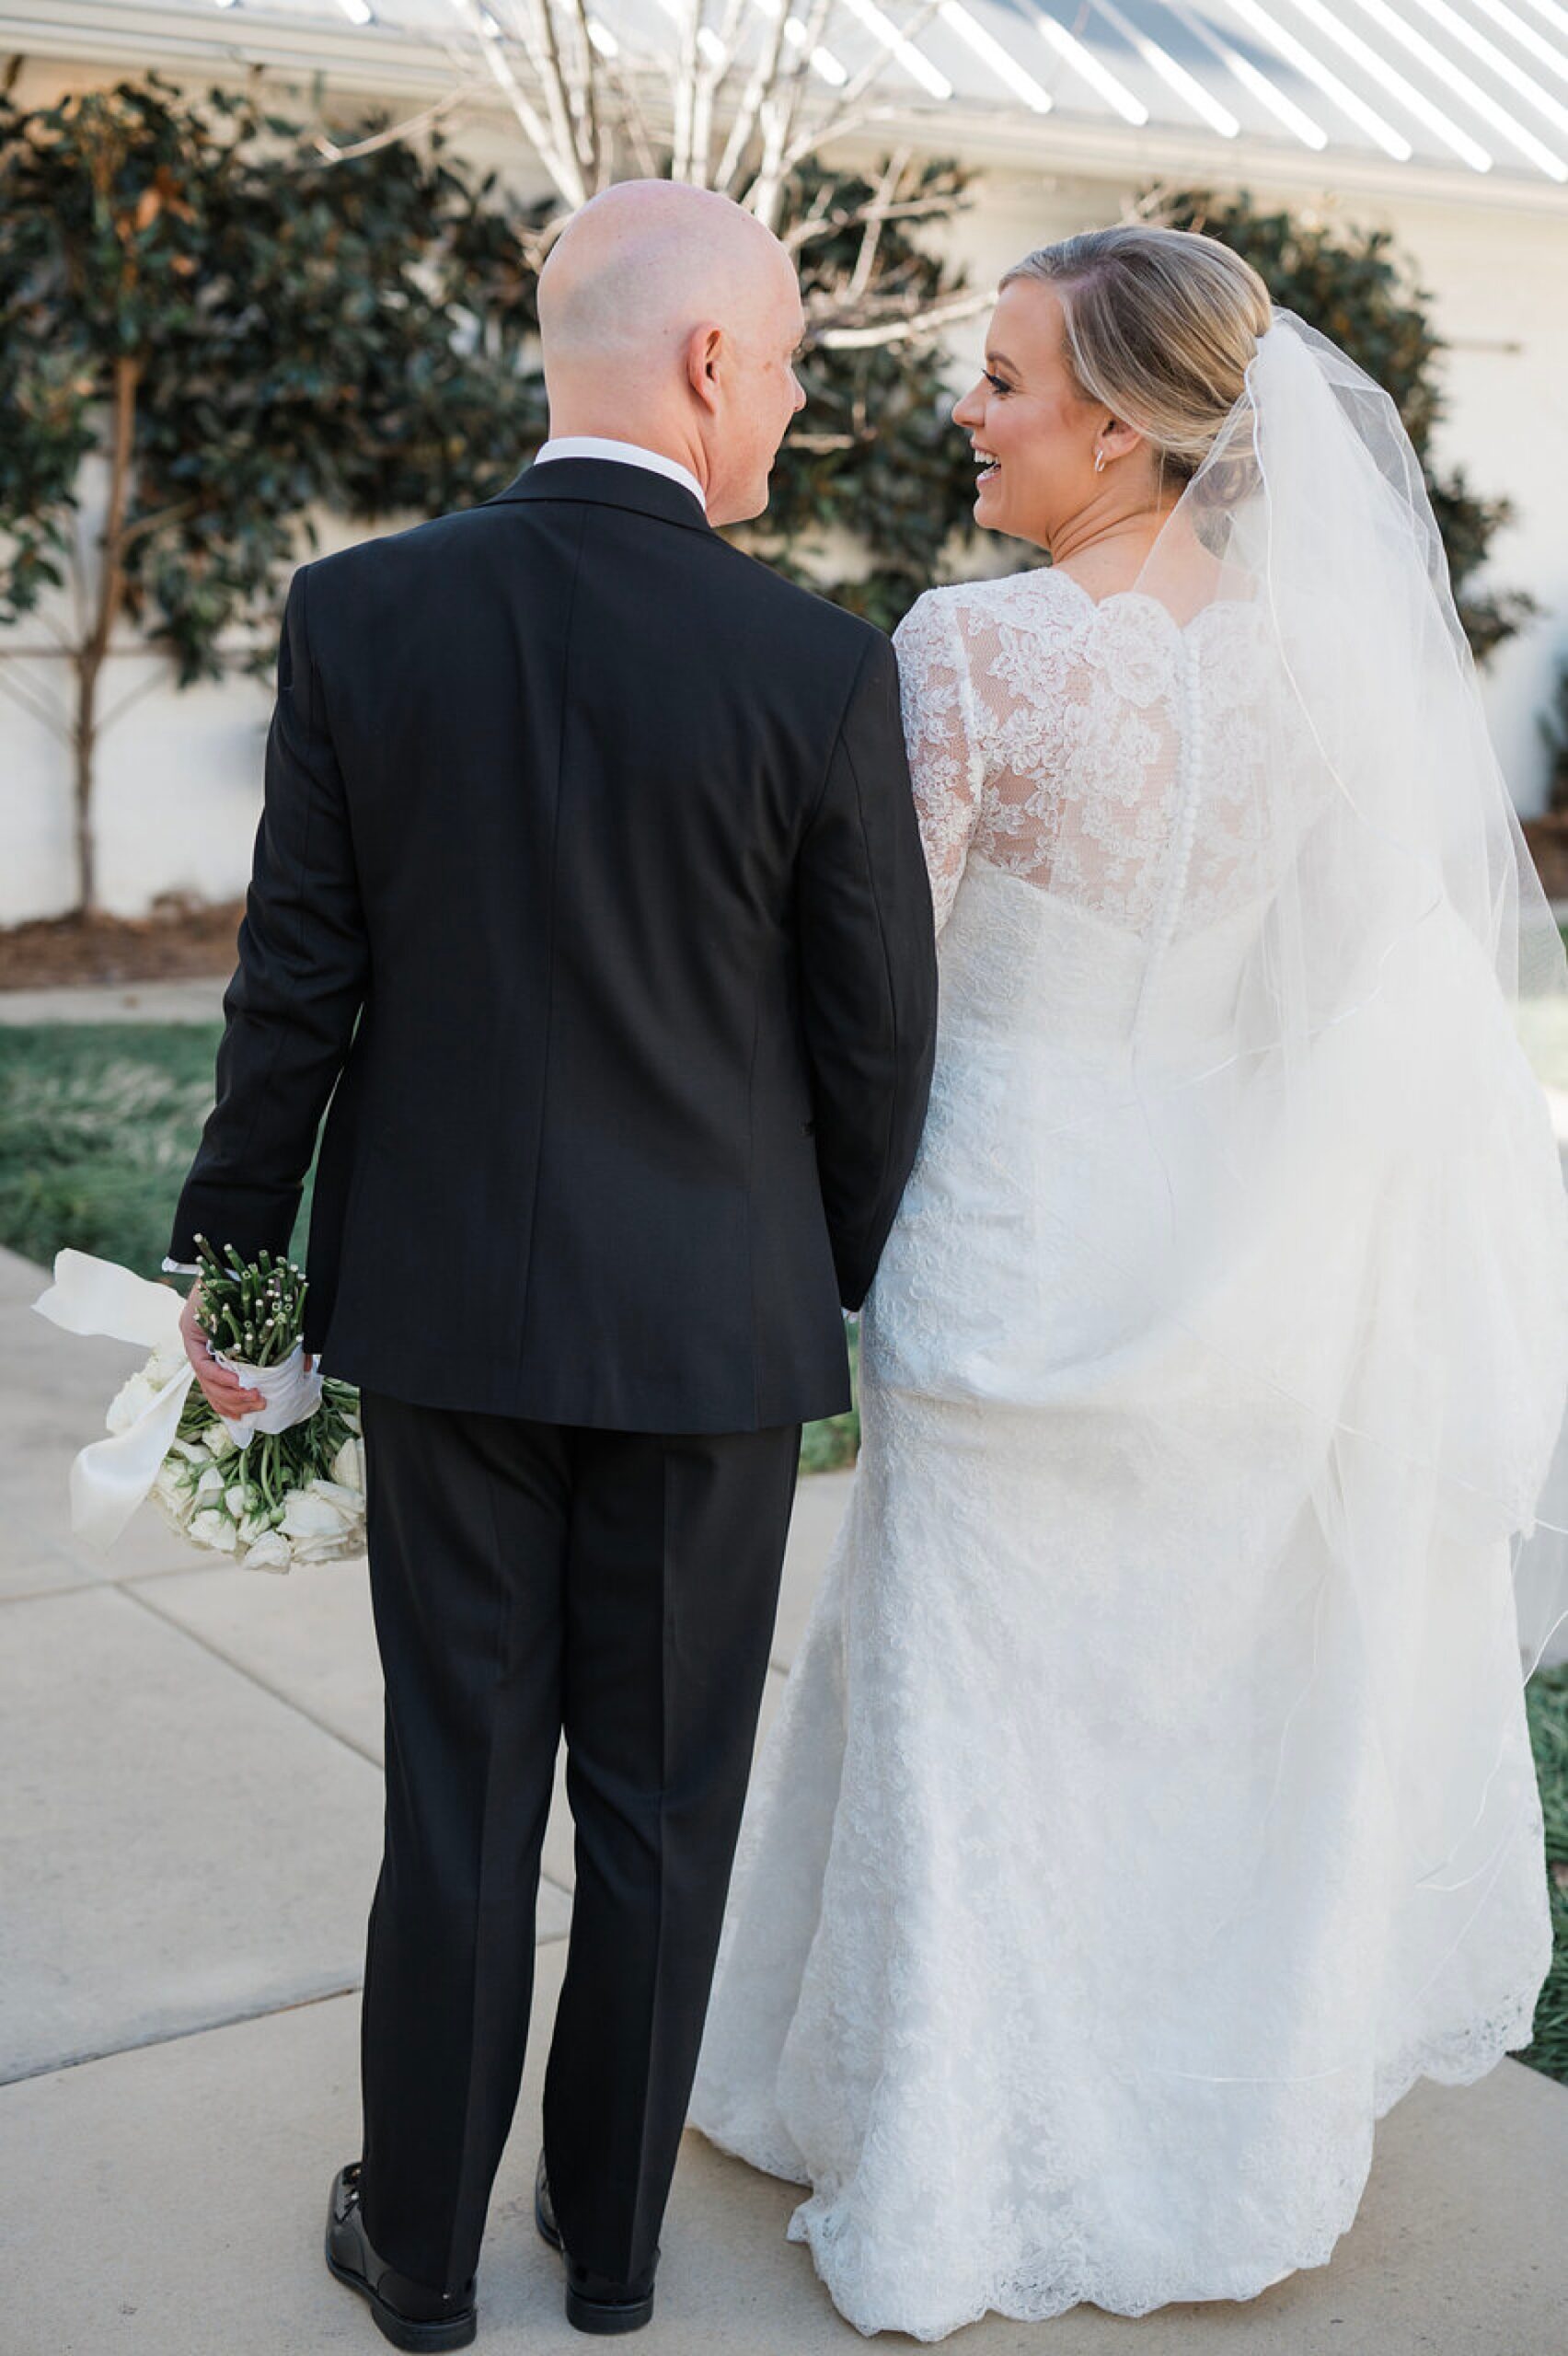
[1000,225,1272,489]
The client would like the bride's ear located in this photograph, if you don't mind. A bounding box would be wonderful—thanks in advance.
[686,323,726,416]
[1098,413,1147,470]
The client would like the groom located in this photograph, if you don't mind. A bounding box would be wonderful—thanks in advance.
[168,180,937,2347]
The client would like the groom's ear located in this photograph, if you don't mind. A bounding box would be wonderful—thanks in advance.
[685,322,726,417]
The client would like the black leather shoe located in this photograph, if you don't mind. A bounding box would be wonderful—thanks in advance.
[325,2163,478,2350]
[535,2153,657,2335]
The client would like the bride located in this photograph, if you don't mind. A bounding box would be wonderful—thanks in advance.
[688,225,1568,2339]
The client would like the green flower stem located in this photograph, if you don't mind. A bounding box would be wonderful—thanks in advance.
[175,1246,361,1542]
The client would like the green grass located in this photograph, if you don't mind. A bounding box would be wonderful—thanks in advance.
[0,1020,852,1472]
[801,1315,860,1472]
[0,1021,258,1278]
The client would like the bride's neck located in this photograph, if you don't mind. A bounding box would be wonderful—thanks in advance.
[1046,499,1179,587]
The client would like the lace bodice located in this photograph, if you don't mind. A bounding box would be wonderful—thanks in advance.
[893,567,1296,942]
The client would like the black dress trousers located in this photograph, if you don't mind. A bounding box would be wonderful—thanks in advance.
[355,1389,801,2296]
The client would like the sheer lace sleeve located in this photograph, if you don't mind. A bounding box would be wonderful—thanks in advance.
[892,593,983,936]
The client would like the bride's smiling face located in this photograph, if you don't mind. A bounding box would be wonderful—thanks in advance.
[952,280,1143,551]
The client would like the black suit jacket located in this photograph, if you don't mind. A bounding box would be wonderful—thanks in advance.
[169,459,938,1431]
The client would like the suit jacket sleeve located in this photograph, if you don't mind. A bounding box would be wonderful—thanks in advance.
[167,564,368,1266]
[796,630,939,1312]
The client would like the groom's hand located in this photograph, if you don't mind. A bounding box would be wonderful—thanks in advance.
[179,1279,267,1419]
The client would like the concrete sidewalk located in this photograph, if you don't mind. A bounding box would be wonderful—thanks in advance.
[2,1237,1565,2353]
[0,976,229,1025]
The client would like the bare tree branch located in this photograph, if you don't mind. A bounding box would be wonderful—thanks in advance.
[68,536,88,646]
[786,178,838,246]
[399,0,974,351]
[716,15,793,210]
[428,0,965,235]
[118,499,201,560]
[603,56,661,179]
[690,0,746,191]
[847,146,912,303]
[778,99,907,179]
[767,0,836,204]
[312,88,471,165]
[784,187,961,256]
[672,0,702,186]
[14,605,78,654]
[0,659,71,741]
[567,0,605,188]
[526,0,592,198]
[449,0,584,208]
[813,284,993,350]
[97,654,173,735]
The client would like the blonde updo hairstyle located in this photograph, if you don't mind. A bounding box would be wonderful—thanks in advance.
[999,224,1273,495]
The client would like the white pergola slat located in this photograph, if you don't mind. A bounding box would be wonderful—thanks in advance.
[9,0,1568,191]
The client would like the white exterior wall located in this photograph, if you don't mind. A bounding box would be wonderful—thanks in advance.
[3,60,1565,922]
[0,482,424,926]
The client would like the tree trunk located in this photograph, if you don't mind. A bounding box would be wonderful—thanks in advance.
[72,657,98,921]
[72,352,140,920]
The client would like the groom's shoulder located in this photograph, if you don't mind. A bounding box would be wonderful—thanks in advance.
[296,500,887,677]
[300,499,522,595]
[702,537,888,665]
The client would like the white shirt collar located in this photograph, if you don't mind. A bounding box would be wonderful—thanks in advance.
[532,436,706,513]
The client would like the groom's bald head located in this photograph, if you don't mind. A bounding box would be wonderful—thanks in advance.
[536,181,806,527]
[540,180,790,357]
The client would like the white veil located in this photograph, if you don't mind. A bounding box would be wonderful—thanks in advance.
[1113,308,1568,1680]
[1002,310,1568,2072]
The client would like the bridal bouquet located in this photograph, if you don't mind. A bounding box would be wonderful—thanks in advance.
[33,1241,365,1573]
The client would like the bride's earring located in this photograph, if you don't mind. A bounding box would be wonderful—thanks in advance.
[1094,448,1107,475]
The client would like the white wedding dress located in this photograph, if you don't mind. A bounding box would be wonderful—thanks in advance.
[688,540,1567,2338]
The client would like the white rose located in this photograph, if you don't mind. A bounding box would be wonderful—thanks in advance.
[239,1531,292,1573]
[224,1481,253,1519]
[236,1508,277,1548]
[153,1462,194,1525]
[106,1369,159,1435]
[147,1339,189,1389]
[204,1426,238,1460]
[294,1533,351,1564]
[193,1465,226,1504]
[280,1487,345,1540]
[309,1478,361,1519]
[330,1438,365,1495]
[170,1438,209,1465]
[189,1509,240,1554]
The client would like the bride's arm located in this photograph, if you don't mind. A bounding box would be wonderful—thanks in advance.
[892,593,983,936]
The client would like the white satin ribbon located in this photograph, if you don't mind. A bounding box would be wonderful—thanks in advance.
[32,1249,324,1550]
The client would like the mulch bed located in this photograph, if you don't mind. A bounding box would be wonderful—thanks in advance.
[6,834,1562,994]
[0,897,243,991]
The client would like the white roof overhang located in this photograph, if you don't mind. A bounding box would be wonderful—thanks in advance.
[8,0,1568,212]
